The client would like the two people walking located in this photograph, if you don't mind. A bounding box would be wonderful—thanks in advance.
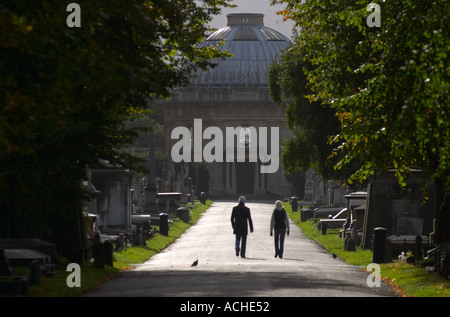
[230,197,290,259]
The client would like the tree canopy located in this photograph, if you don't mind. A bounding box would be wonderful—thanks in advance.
[269,44,360,183]
[0,0,232,256]
[271,0,449,242]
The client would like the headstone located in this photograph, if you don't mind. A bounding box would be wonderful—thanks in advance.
[29,260,40,286]
[103,241,113,267]
[0,238,58,269]
[177,207,190,223]
[361,172,436,250]
[397,216,423,236]
[300,208,313,222]
[200,192,207,204]
[93,242,105,268]
[291,197,298,212]
[0,249,12,276]
[321,222,327,235]
[117,233,125,250]
[159,213,169,236]
[415,235,423,265]
[138,228,145,246]
[372,227,387,263]
[344,236,356,252]
[351,220,358,241]
[90,166,134,234]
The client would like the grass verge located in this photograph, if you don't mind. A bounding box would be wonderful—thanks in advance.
[25,200,212,297]
[283,201,450,297]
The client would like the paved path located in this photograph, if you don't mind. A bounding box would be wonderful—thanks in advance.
[86,201,396,297]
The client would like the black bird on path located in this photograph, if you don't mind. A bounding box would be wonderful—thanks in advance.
[191,259,198,267]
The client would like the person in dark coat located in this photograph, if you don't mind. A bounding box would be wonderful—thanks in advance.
[270,200,290,258]
[231,196,254,258]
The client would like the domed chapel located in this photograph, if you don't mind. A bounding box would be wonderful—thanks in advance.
[157,13,293,198]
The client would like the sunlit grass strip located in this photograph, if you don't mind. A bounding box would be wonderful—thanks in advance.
[380,262,450,297]
[27,200,212,297]
[113,201,211,270]
[283,202,372,266]
[283,200,450,297]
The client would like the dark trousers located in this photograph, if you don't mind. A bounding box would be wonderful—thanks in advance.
[274,229,286,258]
[235,235,247,258]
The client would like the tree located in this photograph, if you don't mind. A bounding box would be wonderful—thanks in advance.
[268,44,360,182]
[272,0,450,242]
[0,0,232,260]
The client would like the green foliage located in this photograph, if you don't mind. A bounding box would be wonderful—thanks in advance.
[0,1,232,239]
[268,46,359,182]
[272,0,449,185]
[272,0,450,241]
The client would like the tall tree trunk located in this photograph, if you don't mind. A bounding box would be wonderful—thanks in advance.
[6,175,16,238]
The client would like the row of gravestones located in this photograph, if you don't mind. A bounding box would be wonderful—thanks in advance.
[0,238,59,295]
[0,239,117,295]
[0,249,28,295]
[0,239,61,295]
[0,211,180,295]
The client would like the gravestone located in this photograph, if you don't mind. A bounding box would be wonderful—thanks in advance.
[0,249,12,276]
[103,241,113,267]
[93,242,105,268]
[0,238,58,270]
[90,164,133,235]
[361,171,435,250]
[396,216,423,236]
[177,207,190,223]
[29,260,40,286]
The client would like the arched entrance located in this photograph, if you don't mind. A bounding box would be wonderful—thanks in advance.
[236,162,255,194]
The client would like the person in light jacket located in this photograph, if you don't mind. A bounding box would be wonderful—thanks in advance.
[231,196,254,258]
[270,200,290,258]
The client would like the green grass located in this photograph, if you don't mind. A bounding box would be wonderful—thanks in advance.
[283,201,450,297]
[284,203,372,266]
[25,261,119,297]
[379,263,450,297]
[22,200,450,297]
[25,200,212,297]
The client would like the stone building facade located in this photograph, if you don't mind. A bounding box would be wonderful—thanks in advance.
[157,13,293,198]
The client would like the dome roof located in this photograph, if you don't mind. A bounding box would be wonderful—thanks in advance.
[191,13,291,87]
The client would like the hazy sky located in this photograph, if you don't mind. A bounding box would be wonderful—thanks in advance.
[208,0,296,38]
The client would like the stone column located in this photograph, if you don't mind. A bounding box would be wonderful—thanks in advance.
[225,162,235,195]
[225,162,230,194]
[254,160,264,195]
[143,132,159,214]
[231,162,236,194]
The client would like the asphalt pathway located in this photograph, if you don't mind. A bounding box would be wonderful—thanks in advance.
[86,200,396,297]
